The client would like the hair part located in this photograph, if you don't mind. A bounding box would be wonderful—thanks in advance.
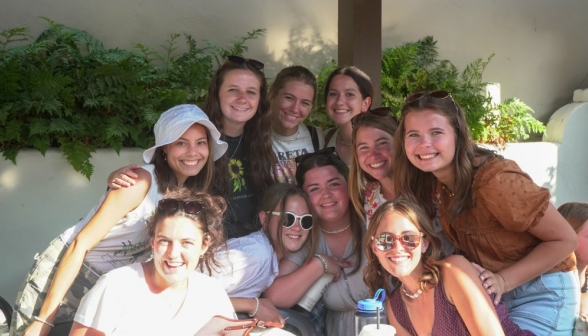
[349,114,399,217]
[324,66,373,105]
[147,189,226,275]
[558,202,588,232]
[204,60,276,198]
[295,152,364,275]
[363,198,445,296]
[269,65,317,104]
[257,183,318,262]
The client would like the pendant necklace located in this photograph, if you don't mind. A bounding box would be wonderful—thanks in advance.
[442,184,454,198]
[274,128,300,143]
[230,135,243,159]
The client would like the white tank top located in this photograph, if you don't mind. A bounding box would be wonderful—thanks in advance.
[62,165,163,273]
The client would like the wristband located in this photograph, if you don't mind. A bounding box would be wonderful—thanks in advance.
[248,297,259,317]
[33,316,54,328]
[314,254,328,273]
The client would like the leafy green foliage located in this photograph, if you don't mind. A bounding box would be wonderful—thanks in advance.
[0,18,263,179]
[379,36,544,146]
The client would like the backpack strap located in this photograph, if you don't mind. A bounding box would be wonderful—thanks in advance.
[308,126,320,152]
[324,128,337,149]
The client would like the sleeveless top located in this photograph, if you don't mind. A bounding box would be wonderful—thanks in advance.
[62,164,163,273]
[389,274,535,335]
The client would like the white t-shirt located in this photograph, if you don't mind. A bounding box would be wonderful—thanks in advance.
[271,125,324,184]
[62,165,163,274]
[75,262,235,336]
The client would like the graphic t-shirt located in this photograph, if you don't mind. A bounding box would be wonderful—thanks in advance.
[271,125,324,184]
[224,135,259,239]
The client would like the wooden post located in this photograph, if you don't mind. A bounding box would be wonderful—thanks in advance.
[338,0,382,107]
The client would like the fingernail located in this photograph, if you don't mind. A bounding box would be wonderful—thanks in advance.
[484,284,488,289]
[480,276,485,280]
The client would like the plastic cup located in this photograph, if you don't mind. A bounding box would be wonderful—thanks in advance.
[359,324,396,336]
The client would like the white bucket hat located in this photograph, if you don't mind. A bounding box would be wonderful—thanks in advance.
[143,104,228,163]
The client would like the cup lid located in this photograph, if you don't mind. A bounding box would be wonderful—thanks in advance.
[357,288,386,311]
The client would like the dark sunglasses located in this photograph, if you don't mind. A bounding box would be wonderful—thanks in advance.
[350,107,394,128]
[372,232,424,251]
[404,90,457,111]
[227,55,264,71]
[158,199,203,215]
[269,211,313,230]
[294,146,336,165]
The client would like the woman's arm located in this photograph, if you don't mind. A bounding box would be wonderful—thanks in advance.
[384,298,411,336]
[25,169,152,336]
[263,255,348,308]
[443,255,506,336]
[478,203,578,303]
[229,298,283,322]
[69,322,106,336]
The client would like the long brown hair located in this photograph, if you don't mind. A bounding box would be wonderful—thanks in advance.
[296,151,364,275]
[257,183,318,262]
[324,66,373,105]
[393,93,496,219]
[558,202,588,232]
[363,198,444,296]
[204,59,276,197]
[349,113,398,217]
[269,65,317,104]
[148,189,226,275]
[151,126,215,194]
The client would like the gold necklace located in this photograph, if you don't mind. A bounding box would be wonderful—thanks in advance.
[337,132,352,146]
[320,223,350,234]
[442,184,454,197]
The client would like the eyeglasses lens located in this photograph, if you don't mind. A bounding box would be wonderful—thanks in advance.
[374,233,421,251]
[158,199,202,215]
[283,212,313,230]
[294,147,336,165]
[227,55,264,70]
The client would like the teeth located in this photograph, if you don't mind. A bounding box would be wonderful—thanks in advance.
[335,109,348,113]
[286,234,301,239]
[419,154,436,160]
[233,107,249,111]
[284,113,298,120]
[369,162,385,168]
[182,160,199,166]
[322,202,336,207]
[389,256,409,262]
[166,261,184,267]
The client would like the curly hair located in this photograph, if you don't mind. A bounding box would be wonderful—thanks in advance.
[204,59,276,198]
[393,92,497,219]
[148,189,226,275]
[257,183,318,262]
[295,151,364,275]
[349,113,398,217]
[363,198,445,296]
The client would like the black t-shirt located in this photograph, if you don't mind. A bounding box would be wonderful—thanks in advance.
[223,135,260,239]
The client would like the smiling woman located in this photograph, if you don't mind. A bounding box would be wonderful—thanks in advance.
[69,190,235,336]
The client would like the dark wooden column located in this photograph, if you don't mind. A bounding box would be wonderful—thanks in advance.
[338,0,382,107]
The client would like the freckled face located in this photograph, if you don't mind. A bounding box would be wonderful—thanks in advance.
[355,126,394,181]
[326,75,370,126]
[219,69,261,130]
[151,216,209,287]
[403,109,456,182]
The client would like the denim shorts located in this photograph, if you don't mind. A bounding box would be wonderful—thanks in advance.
[502,270,579,336]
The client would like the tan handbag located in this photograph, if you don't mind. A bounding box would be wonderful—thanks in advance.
[195,315,285,336]
[574,315,588,336]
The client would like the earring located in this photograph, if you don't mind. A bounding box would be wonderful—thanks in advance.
[199,254,204,259]
[163,152,167,161]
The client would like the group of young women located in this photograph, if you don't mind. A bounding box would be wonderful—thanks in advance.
[7,54,584,336]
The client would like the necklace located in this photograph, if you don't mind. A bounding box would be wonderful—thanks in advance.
[320,223,350,234]
[229,135,243,159]
[274,128,300,142]
[402,285,422,299]
[442,184,454,197]
[337,132,352,146]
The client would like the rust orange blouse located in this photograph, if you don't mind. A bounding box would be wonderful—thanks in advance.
[435,156,575,273]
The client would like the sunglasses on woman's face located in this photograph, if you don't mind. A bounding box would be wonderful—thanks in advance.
[294,146,336,165]
[350,107,394,128]
[404,90,457,111]
[372,232,424,251]
[227,55,265,71]
[269,211,313,230]
[158,199,203,215]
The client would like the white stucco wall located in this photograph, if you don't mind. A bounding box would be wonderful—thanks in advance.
[2,0,588,122]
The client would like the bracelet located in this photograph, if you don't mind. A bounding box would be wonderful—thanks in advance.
[33,316,54,328]
[314,254,328,273]
[248,297,259,317]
